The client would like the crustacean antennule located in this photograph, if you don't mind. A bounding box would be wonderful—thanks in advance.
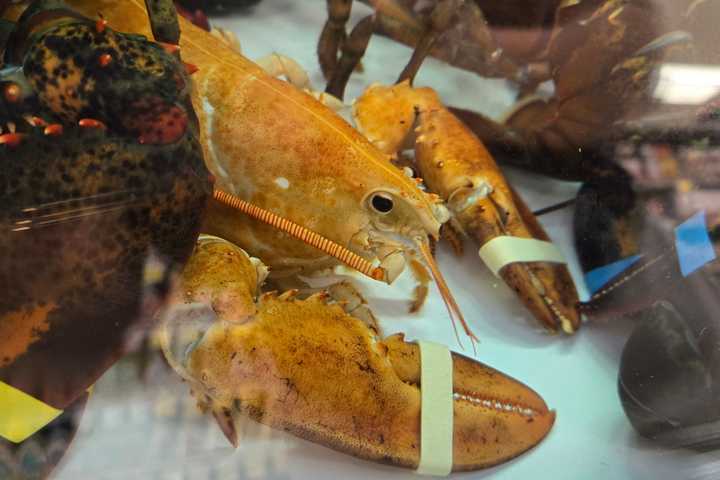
[160,235,555,472]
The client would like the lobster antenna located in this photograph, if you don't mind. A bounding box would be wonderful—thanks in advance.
[212,189,385,282]
[532,198,576,216]
[417,239,478,352]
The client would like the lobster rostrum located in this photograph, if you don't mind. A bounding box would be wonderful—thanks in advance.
[0,0,210,476]
[160,235,556,472]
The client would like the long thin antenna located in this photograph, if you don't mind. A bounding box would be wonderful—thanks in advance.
[212,189,385,282]
[532,198,575,217]
[417,240,478,352]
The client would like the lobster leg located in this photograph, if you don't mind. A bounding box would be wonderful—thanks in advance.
[396,0,460,85]
[322,0,461,99]
[324,13,374,100]
[360,0,521,82]
[144,0,180,45]
[318,0,353,81]
[448,7,693,182]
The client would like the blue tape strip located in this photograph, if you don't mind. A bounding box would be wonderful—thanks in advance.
[675,211,716,277]
[584,255,643,295]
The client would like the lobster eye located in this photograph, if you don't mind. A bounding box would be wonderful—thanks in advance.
[370,193,394,214]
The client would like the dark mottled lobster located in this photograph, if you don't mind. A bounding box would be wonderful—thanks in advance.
[0,1,211,477]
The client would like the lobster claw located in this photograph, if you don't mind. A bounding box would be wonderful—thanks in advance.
[354,82,580,334]
[383,333,556,469]
[161,236,555,471]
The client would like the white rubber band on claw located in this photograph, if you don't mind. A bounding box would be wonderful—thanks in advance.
[478,236,566,277]
[417,341,454,476]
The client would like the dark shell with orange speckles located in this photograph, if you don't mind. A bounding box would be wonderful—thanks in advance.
[0,2,211,411]
[0,2,211,479]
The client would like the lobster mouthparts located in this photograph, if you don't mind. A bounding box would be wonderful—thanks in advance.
[162,238,555,472]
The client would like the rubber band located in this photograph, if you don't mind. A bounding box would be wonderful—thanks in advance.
[584,255,643,295]
[478,236,566,277]
[675,211,716,277]
[416,340,454,476]
[581,211,716,293]
[0,381,62,443]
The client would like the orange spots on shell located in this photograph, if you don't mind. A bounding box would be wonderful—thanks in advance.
[371,268,386,281]
[0,133,24,147]
[184,62,199,75]
[98,53,113,67]
[44,124,64,136]
[28,116,47,127]
[96,16,108,33]
[4,83,21,103]
[79,118,106,129]
[0,303,57,368]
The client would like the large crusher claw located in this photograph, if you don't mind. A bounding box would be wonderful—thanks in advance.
[161,235,555,471]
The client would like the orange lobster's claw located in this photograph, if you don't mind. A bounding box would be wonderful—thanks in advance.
[354,82,580,333]
[416,103,579,333]
[383,333,555,470]
[161,236,555,472]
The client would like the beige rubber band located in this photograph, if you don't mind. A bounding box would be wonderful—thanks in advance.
[478,236,566,277]
[417,340,454,476]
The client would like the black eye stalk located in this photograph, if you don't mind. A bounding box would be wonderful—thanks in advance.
[371,193,394,214]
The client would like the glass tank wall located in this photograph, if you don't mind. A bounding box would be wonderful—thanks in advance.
[1,1,719,479]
